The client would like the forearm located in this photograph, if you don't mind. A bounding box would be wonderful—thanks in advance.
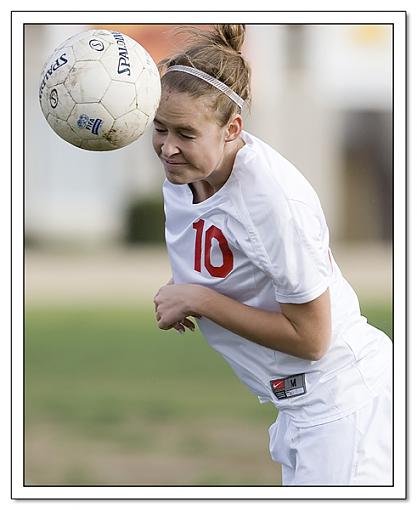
[195,288,327,361]
[154,282,330,360]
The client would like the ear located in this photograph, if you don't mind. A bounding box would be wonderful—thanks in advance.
[224,114,243,142]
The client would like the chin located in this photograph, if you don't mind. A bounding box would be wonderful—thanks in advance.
[166,173,188,185]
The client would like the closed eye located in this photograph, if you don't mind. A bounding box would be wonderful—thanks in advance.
[153,123,195,140]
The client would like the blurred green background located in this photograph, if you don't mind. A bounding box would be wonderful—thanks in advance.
[25,297,391,486]
[25,304,277,485]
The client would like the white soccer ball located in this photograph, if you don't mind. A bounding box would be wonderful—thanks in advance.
[38,29,161,151]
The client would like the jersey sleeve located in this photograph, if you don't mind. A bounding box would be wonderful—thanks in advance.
[229,190,332,305]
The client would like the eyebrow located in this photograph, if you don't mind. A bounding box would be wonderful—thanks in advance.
[153,117,199,134]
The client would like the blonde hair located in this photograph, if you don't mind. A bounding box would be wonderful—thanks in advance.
[159,24,251,126]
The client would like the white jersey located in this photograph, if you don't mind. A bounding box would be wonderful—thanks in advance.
[163,130,392,427]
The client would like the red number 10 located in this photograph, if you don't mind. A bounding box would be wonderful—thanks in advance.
[192,219,234,278]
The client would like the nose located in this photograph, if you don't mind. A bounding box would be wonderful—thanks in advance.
[160,133,180,159]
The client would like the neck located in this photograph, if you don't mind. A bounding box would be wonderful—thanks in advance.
[207,137,245,191]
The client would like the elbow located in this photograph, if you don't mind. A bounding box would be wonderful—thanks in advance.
[307,348,327,362]
[305,335,331,362]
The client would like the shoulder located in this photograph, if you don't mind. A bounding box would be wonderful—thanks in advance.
[234,132,321,221]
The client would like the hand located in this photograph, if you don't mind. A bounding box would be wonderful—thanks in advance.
[154,283,203,331]
[161,277,190,333]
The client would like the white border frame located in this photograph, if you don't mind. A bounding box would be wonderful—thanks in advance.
[11,10,406,500]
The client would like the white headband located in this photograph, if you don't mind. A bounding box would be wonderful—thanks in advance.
[164,64,245,110]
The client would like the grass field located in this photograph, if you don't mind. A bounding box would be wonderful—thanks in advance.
[24,301,392,486]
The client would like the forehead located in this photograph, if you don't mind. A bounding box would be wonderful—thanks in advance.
[155,88,216,129]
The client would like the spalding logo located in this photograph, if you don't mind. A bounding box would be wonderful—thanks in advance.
[49,89,58,109]
[39,53,69,100]
[111,31,131,76]
[89,39,105,51]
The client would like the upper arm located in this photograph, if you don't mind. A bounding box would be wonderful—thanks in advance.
[234,190,332,305]
[280,288,331,361]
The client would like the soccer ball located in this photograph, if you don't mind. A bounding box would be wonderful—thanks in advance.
[38,29,161,151]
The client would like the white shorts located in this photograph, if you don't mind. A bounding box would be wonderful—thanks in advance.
[268,383,392,486]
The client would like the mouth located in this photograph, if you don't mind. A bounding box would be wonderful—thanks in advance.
[161,158,187,166]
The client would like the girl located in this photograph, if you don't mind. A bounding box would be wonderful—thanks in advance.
[152,24,392,486]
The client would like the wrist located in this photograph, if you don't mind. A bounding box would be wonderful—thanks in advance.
[191,285,214,317]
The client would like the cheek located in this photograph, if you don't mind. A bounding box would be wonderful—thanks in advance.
[197,140,223,168]
[188,147,211,172]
